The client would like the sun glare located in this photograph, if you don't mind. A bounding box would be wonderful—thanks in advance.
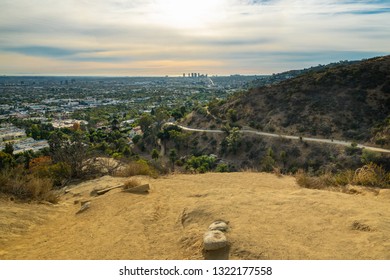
[152,0,225,29]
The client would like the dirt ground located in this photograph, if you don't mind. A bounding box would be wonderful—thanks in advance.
[1,172,390,260]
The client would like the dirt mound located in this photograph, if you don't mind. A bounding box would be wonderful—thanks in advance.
[1,172,390,260]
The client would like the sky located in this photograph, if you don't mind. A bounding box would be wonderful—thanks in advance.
[0,0,389,76]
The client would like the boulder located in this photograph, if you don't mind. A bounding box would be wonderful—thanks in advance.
[203,230,228,251]
[208,220,229,232]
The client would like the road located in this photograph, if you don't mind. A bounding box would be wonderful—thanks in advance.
[164,122,390,154]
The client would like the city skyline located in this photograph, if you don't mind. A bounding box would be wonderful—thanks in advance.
[0,0,389,76]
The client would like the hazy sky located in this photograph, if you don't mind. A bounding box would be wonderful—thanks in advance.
[0,0,389,76]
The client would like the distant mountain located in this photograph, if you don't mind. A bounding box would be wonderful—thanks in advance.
[209,55,390,147]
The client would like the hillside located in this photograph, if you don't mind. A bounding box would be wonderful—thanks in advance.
[209,55,390,146]
[1,173,390,260]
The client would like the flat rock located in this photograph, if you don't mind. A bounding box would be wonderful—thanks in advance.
[76,201,90,214]
[203,230,228,251]
[208,220,229,232]
[123,184,150,194]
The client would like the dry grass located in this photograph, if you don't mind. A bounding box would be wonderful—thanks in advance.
[273,167,283,178]
[296,163,390,190]
[0,170,59,203]
[115,160,158,178]
[353,163,389,188]
[295,169,326,189]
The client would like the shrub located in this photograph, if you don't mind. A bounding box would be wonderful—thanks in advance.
[185,155,217,173]
[296,164,389,190]
[122,178,142,190]
[295,169,326,189]
[353,163,389,188]
[216,163,229,173]
[116,159,158,178]
[0,151,16,170]
[48,162,71,187]
[0,169,58,203]
[331,170,354,186]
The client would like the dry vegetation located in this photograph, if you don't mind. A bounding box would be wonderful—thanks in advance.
[122,178,142,190]
[114,159,159,178]
[0,169,59,203]
[296,163,390,191]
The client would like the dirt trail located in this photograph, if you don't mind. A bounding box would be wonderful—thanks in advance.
[1,173,390,260]
[165,123,390,154]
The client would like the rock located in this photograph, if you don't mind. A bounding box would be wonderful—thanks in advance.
[203,230,228,251]
[76,201,90,214]
[208,220,229,232]
[122,184,150,194]
[95,185,123,196]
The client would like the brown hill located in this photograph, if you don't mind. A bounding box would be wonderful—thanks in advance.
[209,55,390,146]
[1,172,390,260]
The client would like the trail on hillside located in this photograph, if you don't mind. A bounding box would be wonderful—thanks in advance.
[165,123,390,154]
[1,173,390,260]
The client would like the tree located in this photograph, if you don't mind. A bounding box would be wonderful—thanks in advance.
[138,114,154,136]
[169,149,177,172]
[279,150,287,169]
[111,117,120,131]
[3,142,14,155]
[49,130,91,178]
[260,148,276,172]
[226,127,241,154]
[73,122,81,131]
[361,150,379,164]
[227,109,238,123]
[155,108,169,128]
[151,148,159,161]
[0,151,15,170]
[30,124,41,140]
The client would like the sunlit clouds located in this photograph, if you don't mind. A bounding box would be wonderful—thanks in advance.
[0,0,389,76]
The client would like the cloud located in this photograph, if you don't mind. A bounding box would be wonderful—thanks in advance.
[3,46,84,58]
[0,0,389,75]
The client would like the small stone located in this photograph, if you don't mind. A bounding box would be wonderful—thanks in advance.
[76,201,90,214]
[203,230,228,251]
[208,220,229,232]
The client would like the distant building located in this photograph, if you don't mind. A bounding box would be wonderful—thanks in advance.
[0,124,26,142]
[129,126,143,138]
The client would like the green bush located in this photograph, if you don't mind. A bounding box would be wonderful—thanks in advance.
[48,162,71,187]
[216,163,229,173]
[185,155,217,173]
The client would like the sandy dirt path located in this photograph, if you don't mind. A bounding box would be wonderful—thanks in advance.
[1,173,390,260]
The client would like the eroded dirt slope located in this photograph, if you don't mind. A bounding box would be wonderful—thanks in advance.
[1,173,390,260]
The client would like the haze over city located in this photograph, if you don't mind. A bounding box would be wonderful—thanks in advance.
[0,0,389,76]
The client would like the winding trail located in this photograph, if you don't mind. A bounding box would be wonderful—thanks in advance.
[164,122,390,154]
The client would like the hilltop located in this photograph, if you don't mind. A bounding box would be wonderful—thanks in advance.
[208,55,390,146]
[1,172,390,260]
